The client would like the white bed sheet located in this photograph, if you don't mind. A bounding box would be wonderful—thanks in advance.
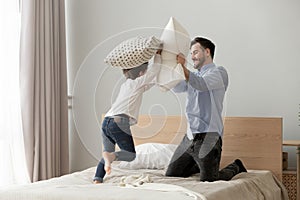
[0,163,288,200]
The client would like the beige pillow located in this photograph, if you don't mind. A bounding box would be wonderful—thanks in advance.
[104,36,161,69]
[157,17,190,91]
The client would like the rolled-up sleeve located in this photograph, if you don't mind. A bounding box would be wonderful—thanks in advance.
[171,80,188,93]
[188,67,228,91]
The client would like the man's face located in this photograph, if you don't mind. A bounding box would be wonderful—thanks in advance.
[190,43,206,70]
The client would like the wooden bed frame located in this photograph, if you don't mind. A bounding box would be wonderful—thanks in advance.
[131,115,283,180]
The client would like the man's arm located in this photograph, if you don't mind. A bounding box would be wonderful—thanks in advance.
[176,53,228,91]
[189,67,228,91]
[177,53,190,81]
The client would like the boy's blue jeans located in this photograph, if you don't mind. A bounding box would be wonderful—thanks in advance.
[94,116,136,182]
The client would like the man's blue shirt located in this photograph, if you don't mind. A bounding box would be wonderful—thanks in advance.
[172,63,228,139]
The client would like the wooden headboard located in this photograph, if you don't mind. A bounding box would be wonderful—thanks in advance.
[131,115,283,180]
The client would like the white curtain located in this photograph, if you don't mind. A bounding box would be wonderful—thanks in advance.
[0,0,30,186]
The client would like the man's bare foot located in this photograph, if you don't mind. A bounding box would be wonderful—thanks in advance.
[93,180,102,184]
[103,152,116,175]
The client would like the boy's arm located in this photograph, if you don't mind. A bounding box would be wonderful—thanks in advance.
[136,52,162,86]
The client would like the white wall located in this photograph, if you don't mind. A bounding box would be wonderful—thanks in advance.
[65,0,300,172]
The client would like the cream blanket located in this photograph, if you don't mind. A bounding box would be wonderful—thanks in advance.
[0,165,288,200]
[118,173,205,200]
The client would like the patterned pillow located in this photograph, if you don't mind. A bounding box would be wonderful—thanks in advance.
[104,36,161,69]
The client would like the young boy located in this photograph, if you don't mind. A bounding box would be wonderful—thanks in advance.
[93,49,162,183]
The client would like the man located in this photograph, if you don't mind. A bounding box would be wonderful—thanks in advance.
[166,37,246,181]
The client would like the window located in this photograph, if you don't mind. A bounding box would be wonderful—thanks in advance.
[0,0,30,186]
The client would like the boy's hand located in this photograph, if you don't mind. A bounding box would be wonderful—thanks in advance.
[156,43,163,55]
[156,49,162,55]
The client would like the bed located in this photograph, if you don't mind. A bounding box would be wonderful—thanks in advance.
[0,116,288,200]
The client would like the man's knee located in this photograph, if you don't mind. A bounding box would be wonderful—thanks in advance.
[128,152,136,162]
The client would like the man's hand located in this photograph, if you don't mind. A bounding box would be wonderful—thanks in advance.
[177,53,186,66]
[177,53,189,81]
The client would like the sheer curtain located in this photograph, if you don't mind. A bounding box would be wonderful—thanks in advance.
[0,0,30,186]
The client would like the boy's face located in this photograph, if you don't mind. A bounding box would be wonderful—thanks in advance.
[138,69,147,77]
[122,69,129,78]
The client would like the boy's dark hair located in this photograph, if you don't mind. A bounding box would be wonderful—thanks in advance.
[123,62,148,80]
[191,37,215,59]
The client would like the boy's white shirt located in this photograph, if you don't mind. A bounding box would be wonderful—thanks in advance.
[105,55,161,125]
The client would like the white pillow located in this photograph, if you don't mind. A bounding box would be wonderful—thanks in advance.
[118,143,178,169]
[157,17,190,91]
[104,36,161,69]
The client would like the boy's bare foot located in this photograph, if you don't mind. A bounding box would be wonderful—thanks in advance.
[103,152,116,175]
[93,180,102,184]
